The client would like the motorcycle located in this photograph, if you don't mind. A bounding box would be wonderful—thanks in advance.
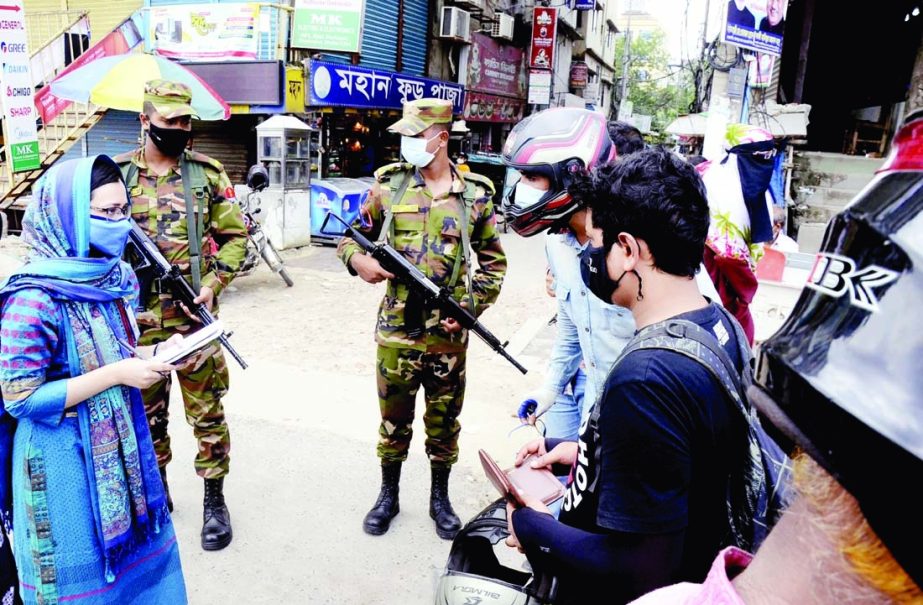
[237,165,294,287]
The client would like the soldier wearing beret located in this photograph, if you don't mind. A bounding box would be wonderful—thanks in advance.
[337,98,508,539]
[114,79,247,551]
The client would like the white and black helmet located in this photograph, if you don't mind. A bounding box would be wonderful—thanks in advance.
[434,499,556,605]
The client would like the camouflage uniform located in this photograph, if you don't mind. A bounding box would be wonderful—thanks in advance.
[115,80,247,480]
[337,100,507,468]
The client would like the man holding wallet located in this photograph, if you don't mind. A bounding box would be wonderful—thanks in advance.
[505,148,749,604]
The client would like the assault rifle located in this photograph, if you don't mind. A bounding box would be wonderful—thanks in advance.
[126,221,248,370]
[323,212,527,375]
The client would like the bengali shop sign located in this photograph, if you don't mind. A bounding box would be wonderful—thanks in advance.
[308,60,464,113]
[529,7,557,70]
[1,0,40,172]
[467,33,526,99]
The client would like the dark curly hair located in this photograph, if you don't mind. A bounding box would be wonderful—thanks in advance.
[577,146,709,278]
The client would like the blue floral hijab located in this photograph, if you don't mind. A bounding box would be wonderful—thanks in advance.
[0,155,168,581]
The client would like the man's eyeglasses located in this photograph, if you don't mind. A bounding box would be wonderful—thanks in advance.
[90,205,129,219]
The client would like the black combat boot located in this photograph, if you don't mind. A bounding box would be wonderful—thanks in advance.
[363,463,401,536]
[201,478,233,551]
[429,466,461,540]
[160,467,173,513]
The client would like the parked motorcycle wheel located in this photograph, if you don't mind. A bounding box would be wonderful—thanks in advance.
[260,241,294,287]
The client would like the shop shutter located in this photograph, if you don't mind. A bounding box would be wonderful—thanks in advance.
[401,0,427,76]
[60,110,143,162]
[359,0,399,71]
[188,116,258,185]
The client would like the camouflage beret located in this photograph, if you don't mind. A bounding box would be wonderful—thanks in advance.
[144,79,198,120]
[388,98,453,136]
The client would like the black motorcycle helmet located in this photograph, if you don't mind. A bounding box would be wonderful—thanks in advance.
[246,164,270,192]
[434,499,557,604]
[748,111,923,587]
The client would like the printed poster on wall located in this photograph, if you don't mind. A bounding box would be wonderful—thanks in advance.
[149,3,260,60]
[292,0,364,53]
[722,0,787,56]
[529,7,557,70]
[0,0,40,172]
[527,70,551,105]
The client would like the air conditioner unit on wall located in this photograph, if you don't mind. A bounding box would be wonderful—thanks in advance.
[453,0,485,11]
[491,13,514,40]
[440,6,471,42]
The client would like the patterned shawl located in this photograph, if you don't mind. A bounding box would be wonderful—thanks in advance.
[0,155,167,582]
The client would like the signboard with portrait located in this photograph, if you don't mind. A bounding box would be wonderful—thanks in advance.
[462,91,524,123]
[467,33,527,99]
[529,7,557,70]
[722,0,787,56]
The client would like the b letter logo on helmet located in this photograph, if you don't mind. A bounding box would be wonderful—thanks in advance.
[806,253,898,312]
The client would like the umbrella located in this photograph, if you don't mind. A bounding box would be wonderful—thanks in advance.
[50,53,230,120]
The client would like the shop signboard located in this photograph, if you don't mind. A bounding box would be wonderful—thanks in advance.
[527,70,551,105]
[292,0,364,53]
[308,60,464,113]
[148,3,260,61]
[529,7,557,70]
[722,0,787,57]
[574,0,596,9]
[467,33,527,99]
[462,91,524,123]
[0,0,40,172]
[569,62,588,88]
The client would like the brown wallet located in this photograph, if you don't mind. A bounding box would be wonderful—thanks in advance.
[479,448,565,506]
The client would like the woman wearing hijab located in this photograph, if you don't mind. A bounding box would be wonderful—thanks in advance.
[0,155,188,604]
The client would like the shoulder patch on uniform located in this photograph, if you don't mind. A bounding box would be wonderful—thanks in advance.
[463,171,496,195]
[374,162,412,183]
[186,150,224,171]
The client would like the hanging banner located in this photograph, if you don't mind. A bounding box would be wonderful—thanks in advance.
[748,53,775,88]
[1,0,40,172]
[722,0,787,57]
[467,33,527,99]
[463,92,524,123]
[148,3,260,60]
[529,7,557,69]
[292,0,364,52]
[308,60,464,113]
[527,70,551,105]
[35,22,136,124]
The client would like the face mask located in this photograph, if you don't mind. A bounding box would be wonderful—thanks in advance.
[513,181,547,208]
[89,215,132,258]
[148,121,192,157]
[400,134,439,168]
[581,245,638,303]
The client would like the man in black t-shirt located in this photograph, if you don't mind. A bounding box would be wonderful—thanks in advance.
[506,147,747,604]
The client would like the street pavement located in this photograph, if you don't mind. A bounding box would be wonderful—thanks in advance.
[165,231,557,604]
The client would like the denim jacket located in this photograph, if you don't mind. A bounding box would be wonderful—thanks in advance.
[543,232,635,412]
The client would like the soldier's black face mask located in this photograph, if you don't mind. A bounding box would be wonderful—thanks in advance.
[148,122,192,158]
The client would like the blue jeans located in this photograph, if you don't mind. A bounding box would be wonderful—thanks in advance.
[542,367,588,441]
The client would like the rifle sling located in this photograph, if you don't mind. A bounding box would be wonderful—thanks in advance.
[180,155,203,293]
